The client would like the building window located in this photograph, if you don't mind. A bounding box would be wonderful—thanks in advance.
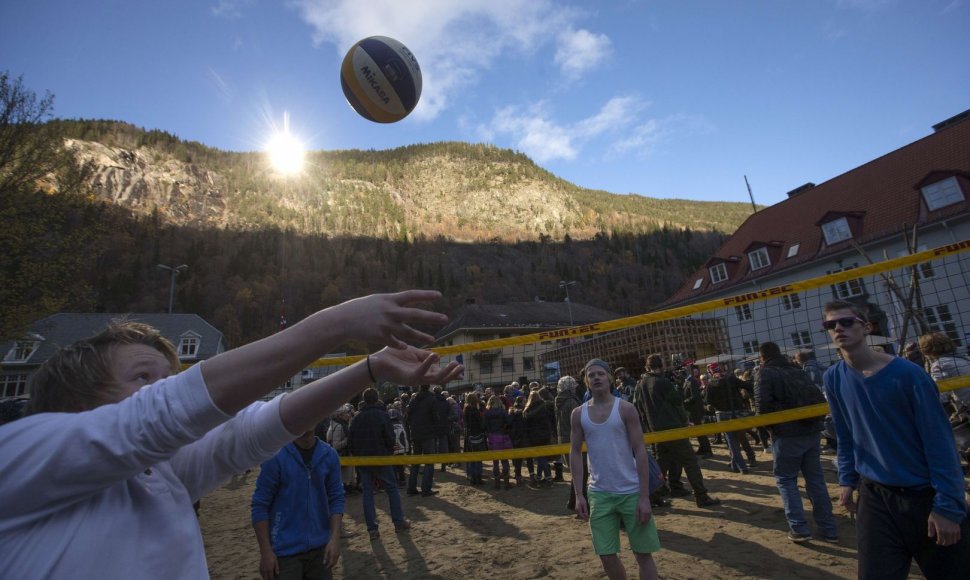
[502,357,515,373]
[925,304,961,346]
[790,330,813,348]
[897,247,935,280]
[782,293,802,311]
[3,340,39,363]
[692,278,703,290]
[748,247,770,271]
[523,356,534,371]
[1,374,28,397]
[735,304,752,322]
[709,263,728,284]
[821,217,852,245]
[742,340,760,355]
[178,336,199,358]
[828,265,864,298]
[922,176,964,211]
[786,243,800,259]
[479,359,494,374]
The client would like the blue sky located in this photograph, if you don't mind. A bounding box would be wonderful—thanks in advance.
[2,0,968,206]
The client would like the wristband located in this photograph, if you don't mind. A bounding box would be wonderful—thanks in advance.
[366,355,377,383]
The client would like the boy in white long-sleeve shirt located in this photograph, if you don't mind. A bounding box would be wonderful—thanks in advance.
[0,290,463,580]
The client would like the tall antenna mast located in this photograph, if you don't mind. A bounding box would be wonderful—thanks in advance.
[744,175,757,213]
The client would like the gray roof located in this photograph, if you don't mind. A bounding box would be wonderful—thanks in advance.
[0,313,226,367]
[435,301,622,340]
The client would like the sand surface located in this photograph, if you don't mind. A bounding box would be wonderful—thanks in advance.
[200,446,901,579]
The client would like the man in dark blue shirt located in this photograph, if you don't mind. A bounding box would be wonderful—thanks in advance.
[822,300,968,579]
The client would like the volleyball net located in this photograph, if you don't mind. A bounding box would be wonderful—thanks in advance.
[319,239,970,466]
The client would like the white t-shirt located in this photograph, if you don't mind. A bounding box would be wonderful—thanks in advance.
[0,364,296,579]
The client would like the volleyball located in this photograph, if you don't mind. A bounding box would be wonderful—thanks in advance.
[340,36,422,123]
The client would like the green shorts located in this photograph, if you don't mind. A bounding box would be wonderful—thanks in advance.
[588,490,661,556]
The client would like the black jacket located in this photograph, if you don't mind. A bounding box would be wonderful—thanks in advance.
[348,403,394,456]
[638,373,689,432]
[523,400,554,446]
[407,390,437,442]
[705,374,747,413]
[682,376,706,419]
[754,356,823,437]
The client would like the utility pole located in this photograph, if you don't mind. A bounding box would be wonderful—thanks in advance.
[559,280,577,326]
[744,175,758,213]
[157,264,188,314]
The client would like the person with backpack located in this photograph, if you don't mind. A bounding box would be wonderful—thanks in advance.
[753,342,837,544]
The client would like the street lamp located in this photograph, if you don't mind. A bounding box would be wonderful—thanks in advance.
[559,280,577,326]
[157,264,188,314]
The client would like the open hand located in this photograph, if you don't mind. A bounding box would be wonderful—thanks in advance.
[370,345,464,386]
[332,290,448,349]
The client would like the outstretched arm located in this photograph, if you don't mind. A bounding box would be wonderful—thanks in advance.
[201,291,449,415]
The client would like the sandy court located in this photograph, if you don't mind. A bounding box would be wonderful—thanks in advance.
[200,445,912,579]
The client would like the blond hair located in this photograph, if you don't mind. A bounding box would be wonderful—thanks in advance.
[26,321,179,415]
[919,331,956,359]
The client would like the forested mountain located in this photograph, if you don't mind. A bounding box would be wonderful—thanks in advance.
[3,118,753,348]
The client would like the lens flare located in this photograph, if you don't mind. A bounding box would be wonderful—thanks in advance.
[265,112,304,175]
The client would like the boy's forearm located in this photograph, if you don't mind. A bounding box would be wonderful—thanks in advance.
[279,360,370,435]
[253,519,274,555]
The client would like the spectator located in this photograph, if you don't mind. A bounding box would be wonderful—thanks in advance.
[682,366,713,457]
[822,300,969,577]
[919,331,970,411]
[327,404,356,495]
[754,342,837,544]
[524,390,554,486]
[706,364,757,473]
[483,395,513,489]
[463,392,487,485]
[508,396,534,485]
[348,388,411,541]
[252,429,344,579]
[406,386,440,497]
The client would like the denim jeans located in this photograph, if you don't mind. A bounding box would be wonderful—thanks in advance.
[715,411,748,471]
[408,438,437,493]
[771,433,837,537]
[358,466,407,532]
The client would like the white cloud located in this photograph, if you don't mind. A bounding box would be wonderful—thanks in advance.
[288,0,608,119]
[211,0,254,19]
[555,28,612,80]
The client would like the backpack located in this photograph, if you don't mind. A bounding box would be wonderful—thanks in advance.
[766,365,827,429]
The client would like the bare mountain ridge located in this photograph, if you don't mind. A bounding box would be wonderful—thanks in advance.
[56,121,754,240]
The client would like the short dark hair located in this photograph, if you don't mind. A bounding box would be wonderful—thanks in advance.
[646,354,664,370]
[759,342,782,359]
[823,300,867,321]
[363,387,380,405]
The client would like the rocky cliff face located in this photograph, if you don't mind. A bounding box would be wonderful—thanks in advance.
[64,139,228,227]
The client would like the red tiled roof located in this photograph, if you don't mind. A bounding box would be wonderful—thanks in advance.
[664,113,970,306]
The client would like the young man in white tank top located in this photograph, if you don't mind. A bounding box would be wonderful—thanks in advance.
[569,359,661,580]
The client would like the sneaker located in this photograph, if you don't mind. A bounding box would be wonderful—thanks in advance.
[420,490,439,497]
[395,519,412,533]
[818,535,839,544]
[650,495,671,508]
[368,529,381,541]
[406,489,420,496]
[788,531,812,543]
[695,495,721,507]
[669,488,692,498]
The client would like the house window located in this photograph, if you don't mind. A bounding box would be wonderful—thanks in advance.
[178,336,199,358]
[782,293,802,311]
[709,263,728,284]
[748,247,770,270]
[692,278,703,290]
[742,340,760,355]
[523,356,535,371]
[828,265,864,298]
[922,176,964,211]
[786,243,800,259]
[1,374,28,397]
[4,340,39,363]
[502,357,515,373]
[790,330,813,348]
[925,304,961,346]
[479,359,494,374]
[735,304,753,322]
[896,247,935,280]
[821,217,852,245]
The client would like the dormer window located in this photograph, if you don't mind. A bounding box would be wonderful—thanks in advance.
[748,247,771,271]
[921,176,964,211]
[821,217,852,245]
[709,263,728,284]
[178,333,200,359]
[692,278,703,290]
[3,340,39,363]
[786,243,800,259]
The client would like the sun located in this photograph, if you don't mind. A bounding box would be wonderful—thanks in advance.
[265,112,305,175]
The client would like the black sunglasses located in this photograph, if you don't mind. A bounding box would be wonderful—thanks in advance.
[821,316,866,331]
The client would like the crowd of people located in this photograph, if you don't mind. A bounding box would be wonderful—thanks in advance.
[1,291,969,579]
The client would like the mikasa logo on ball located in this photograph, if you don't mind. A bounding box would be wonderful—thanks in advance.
[359,66,391,105]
